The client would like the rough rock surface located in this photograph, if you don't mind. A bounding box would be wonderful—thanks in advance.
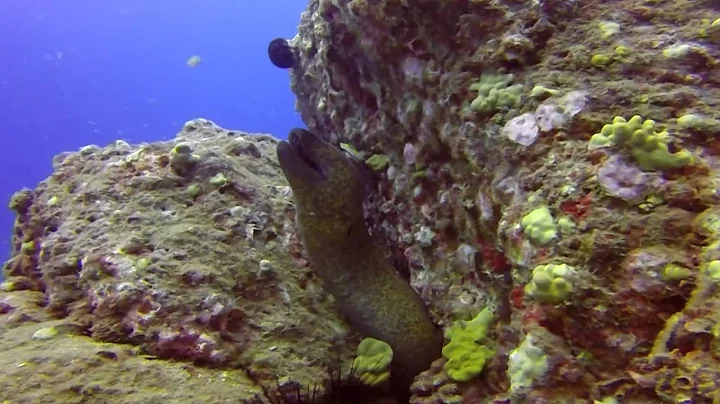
[1,119,360,401]
[0,310,256,403]
[287,0,720,402]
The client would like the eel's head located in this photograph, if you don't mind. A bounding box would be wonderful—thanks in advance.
[277,128,366,237]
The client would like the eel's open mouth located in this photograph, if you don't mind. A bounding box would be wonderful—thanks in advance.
[294,142,324,175]
[288,130,325,176]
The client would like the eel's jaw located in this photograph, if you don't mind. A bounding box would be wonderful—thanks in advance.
[276,141,324,187]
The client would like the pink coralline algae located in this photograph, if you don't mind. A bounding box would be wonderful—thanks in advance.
[503,91,588,146]
[502,113,539,146]
[404,142,420,165]
[597,155,663,202]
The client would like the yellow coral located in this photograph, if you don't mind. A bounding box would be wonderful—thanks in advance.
[588,115,694,171]
[521,206,557,245]
[525,263,577,304]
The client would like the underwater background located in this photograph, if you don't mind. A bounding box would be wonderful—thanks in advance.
[0,0,305,263]
[4,0,720,401]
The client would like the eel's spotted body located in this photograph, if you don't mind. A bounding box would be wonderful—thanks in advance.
[277,129,442,403]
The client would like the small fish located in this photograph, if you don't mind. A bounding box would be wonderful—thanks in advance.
[186,55,202,67]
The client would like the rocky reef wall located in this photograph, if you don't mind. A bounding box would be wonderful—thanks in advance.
[287,0,720,401]
[2,120,359,401]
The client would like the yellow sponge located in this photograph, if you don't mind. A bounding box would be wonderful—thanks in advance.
[442,307,495,382]
[352,338,393,385]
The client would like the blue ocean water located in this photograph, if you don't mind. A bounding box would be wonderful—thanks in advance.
[0,1,306,264]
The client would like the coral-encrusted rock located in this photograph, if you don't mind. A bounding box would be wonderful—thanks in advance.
[1,119,355,388]
[289,0,720,401]
[409,358,462,404]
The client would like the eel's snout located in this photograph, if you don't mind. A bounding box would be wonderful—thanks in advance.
[288,129,301,146]
[288,128,317,148]
[282,128,327,180]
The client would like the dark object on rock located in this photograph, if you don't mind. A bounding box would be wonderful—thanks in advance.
[243,365,392,404]
[268,38,296,69]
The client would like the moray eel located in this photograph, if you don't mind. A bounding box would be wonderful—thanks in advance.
[277,128,442,403]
